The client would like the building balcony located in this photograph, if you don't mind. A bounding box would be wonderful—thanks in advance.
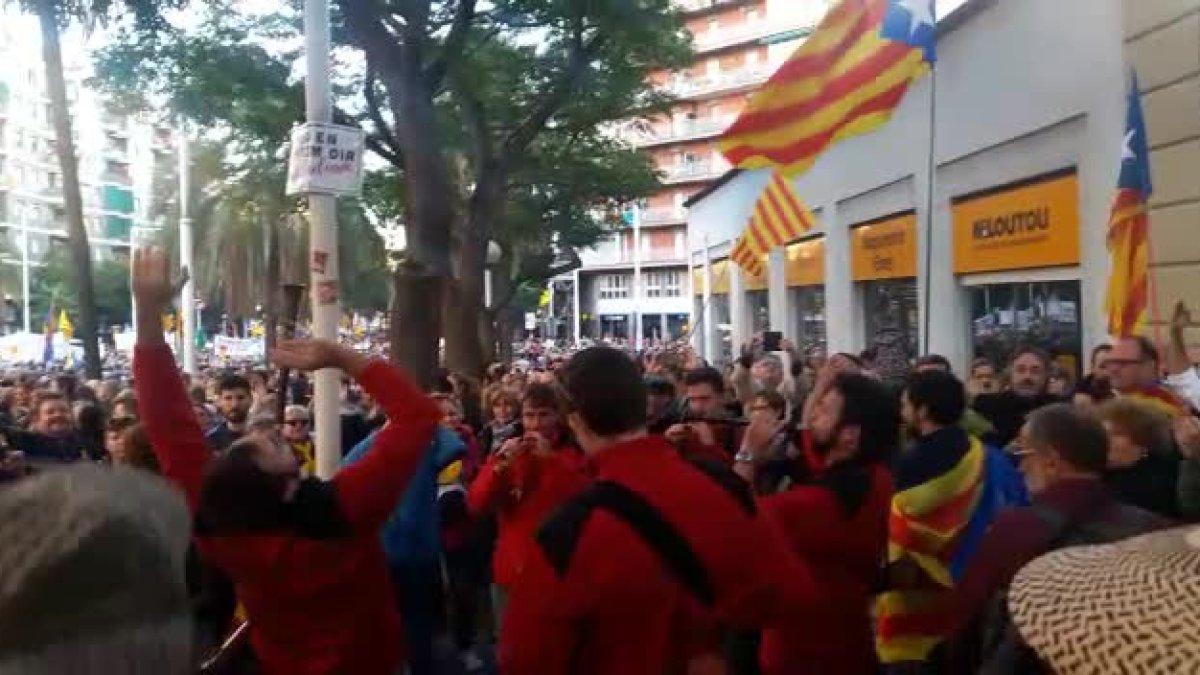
[633,116,732,148]
[661,159,729,184]
[676,0,756,16]
[641,206,687,225]
[668,65,771,101]
[693,20,775,53]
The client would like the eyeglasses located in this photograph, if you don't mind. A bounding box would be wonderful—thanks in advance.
[1105,358,1146,367]
[284,419,309,427]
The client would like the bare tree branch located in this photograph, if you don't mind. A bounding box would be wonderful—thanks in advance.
[425,0,477,91]
[364,61,404,162]
[501,22,604,161]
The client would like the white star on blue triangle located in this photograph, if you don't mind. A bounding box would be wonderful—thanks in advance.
[1118,71,1152,196]
[880,0,937,63]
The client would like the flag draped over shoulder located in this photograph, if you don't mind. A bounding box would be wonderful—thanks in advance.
[875,435,985,663]
[1105,71,1153,338]
[717,0,936,177]
[729,173,817,276]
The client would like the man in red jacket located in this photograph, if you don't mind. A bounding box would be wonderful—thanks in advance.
[499,347,838,675]
[130,246,441,675]
[467,383,589,621]
[736,371,899,675]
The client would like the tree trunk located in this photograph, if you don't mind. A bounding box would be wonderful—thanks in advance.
[442,238,487,375]
[478,309,496,365]
[444,171,505,376]
[390,266,442,390]
[263,214,280,352]
[37,0,100,378]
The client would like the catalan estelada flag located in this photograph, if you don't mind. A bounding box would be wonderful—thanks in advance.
[1105,71,1153,338]
[875,435,985,663]
[729,172,816,276]
[717,0,935,176]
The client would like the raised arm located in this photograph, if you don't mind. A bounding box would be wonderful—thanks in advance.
[131,247,210,513]
[271,339,441,529]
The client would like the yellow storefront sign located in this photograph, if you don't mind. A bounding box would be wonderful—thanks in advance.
[952,171,1080,274]
[696,258,729,293]
[851,213,917,281]
[785,237,824,287]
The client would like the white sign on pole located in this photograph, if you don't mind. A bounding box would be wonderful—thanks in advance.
[285,122,366,196]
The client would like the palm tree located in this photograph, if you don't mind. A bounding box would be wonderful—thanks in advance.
[18,0,183,376]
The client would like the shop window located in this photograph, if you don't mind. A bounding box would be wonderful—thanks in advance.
[863,279,919,383]
[970,280,1082,377]
[789,287,827,356]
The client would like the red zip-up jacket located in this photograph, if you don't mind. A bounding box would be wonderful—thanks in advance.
[134,343,440,675]
[466,445,589,587]
[758,461,893,675]
[499,435,841,675]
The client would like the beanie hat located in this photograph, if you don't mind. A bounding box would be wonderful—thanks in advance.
[0,465,191,657]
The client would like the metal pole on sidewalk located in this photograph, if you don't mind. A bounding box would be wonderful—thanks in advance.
[179,122,197,373]
[304,0,342,479]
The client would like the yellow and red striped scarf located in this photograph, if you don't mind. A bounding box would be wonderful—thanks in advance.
[1124,385,1188,418]
[875,436,985,663]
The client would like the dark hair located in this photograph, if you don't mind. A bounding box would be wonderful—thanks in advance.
[683,367,725,395]
[560,347,646,437]
[54,374,78,399]
[831,373,899,465]
[914,354,952,372]
[1090,343,1112,367]
[1124,335,1160,365]
[31,391,66,417]
[752,390,787,418]
[1025,403,1109,474]
[217,374,251,395]
[522,383,563,415]
[1097,399,1172,454]
[122,424,161,474]
[970,357,996,376]
[645,375,677,398]
[1011,345,1052,369]
[196,438,290,533]
[904,370,967,426]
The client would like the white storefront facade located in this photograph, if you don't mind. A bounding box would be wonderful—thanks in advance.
[688,0,1136,376]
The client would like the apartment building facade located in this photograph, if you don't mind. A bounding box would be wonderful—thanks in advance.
[569,0,827,345]
[0,13,172,319]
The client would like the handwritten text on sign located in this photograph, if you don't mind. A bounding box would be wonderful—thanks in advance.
[285,123,365,196]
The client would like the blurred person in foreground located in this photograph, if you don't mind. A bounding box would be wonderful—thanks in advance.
[1097,398,1193,520]
[943,404,1170,672]
[0,464,192,674]
[500,347,841,675]
[131,246,441,675]
[735,371,899,675]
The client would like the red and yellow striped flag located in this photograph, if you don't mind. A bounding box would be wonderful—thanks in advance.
[729,172,816,277]
[717,0,933,177]
[1105,72,1153,337]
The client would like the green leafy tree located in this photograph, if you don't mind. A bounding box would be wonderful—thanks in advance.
[96,0,689,382]
[10,0,185,377]
[30,248,131,330]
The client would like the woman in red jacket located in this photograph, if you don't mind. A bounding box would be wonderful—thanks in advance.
[467,383,590,619]
[130,247,441,675]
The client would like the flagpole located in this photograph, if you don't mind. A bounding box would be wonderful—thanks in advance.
[919,59,937,356]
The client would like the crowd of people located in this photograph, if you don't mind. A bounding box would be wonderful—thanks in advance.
[2,245,1200,675]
